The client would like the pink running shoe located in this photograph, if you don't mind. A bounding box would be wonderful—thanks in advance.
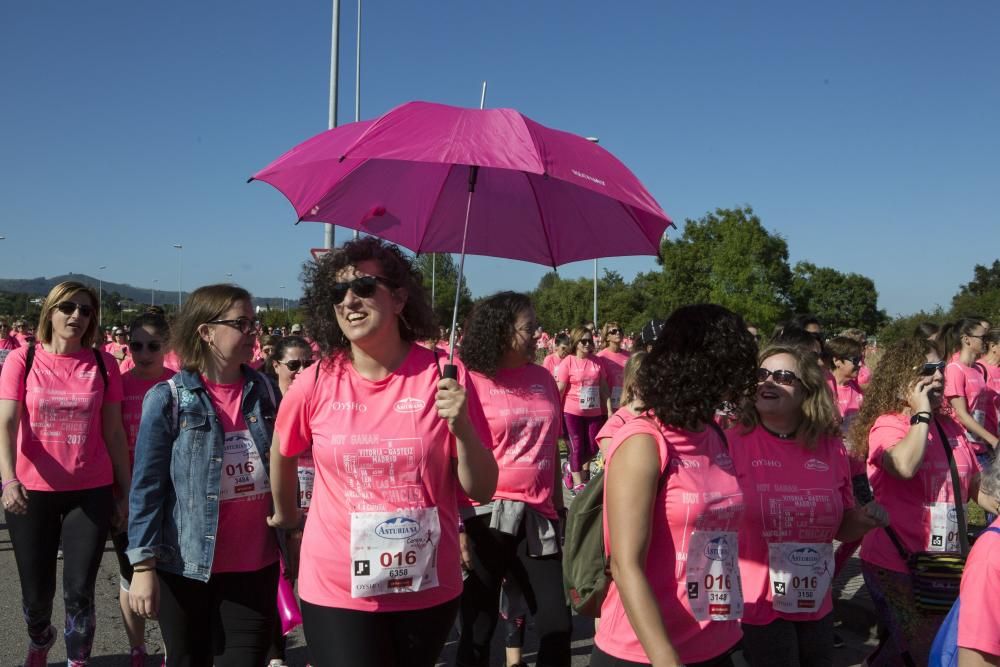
[130,645,147,667]
[561,460,574,490]
[24,626,56,667]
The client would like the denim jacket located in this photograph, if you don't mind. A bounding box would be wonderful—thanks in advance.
[126,366,278,581]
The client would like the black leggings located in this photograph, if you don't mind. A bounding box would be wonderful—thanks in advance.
[740,614,833,667]
[157,562,279,667]
[457,513,572,667]
[300,596,460,667]
[6,485,113,663]
[590,644,738,667]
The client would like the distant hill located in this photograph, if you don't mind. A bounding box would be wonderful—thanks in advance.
[0,274,297,310]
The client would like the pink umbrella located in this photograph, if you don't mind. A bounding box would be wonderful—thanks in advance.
[251,100,672,374]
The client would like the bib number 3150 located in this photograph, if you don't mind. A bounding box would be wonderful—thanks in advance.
[350,507,441,598]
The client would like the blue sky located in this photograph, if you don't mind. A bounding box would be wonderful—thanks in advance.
[2,2,998,318]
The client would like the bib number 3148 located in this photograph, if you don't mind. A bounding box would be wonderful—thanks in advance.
[685,530,743,621]
[350,507,441,598]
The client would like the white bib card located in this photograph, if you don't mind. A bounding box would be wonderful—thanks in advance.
[297,466,315,509]
[220,430,269,501]
[578,385,599,411]
[685,530,743,621]
[767,542,834,614]
[926,502,960,552]
[350,507,441,598]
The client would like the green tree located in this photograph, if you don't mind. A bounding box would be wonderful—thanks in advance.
[951,260,1000,320]
[414,253,474,330]
[789,262,888,334]
[655,206,793,329]
[530,269,648,334]
[876,308,947,346]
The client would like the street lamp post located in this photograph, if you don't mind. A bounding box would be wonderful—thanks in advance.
[98,266,107,328]
[280,285,286,313]
[172,245,183,308]
[226,272,233,283]
[151,279,158,307]
[585,136,600,327]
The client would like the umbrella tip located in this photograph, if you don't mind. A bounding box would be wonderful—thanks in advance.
[338,155,346,163]
[246,177,254,184]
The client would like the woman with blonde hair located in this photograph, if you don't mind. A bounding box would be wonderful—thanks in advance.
[731,344,888,666]
[127,284,281,665]
[597,321,629,413]
[848,337,999,665]
[0,281,131,666]
[555,326,609,492]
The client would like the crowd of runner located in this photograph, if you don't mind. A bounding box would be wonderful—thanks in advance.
[1,236,999,666]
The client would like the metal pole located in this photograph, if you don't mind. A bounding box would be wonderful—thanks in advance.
[431,254,436,308]
[173,244,183,308]
[151,280,156,307]
[593,259,598,327]
[98,266,106,328]
[325,0,341,250]
[353,0,362,241]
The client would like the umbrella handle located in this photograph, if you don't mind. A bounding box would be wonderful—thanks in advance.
[442,364,458,380]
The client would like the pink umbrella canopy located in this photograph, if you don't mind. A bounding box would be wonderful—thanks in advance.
[251,101,672,268]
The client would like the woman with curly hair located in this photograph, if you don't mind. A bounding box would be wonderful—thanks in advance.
[455,291,571,667]
[848,338,999,665]
[597,321,630,413]
[555,326,609,493]
[591,304,756,667]
[268,236,497,667]
[731,345,887,666]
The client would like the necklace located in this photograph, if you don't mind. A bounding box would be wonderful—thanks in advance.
[761,422,797,440]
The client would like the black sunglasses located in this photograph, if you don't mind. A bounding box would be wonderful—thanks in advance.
[206,317,255,335]
[757,367,800,386]
[332,275,396,305]
[607,328,622,336]
[129,341,162,353]
[55,302,94,317]
[579,339,594,346]
[918,361,946,376]
[277,359,314,372]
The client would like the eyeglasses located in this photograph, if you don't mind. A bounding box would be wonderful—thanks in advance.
[206,317,255,335]
[332,275,396,305]
[129,341,163,353]
[918,361,946,376]
[847,357,862,367]
[277,358,314,372]
[756,368,800,386]
[579,339,594,346]
[55,302,94,318]
[607,328,622,336]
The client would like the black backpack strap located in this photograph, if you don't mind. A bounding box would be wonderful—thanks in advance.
[92,348,109,391]
[883,525,910,562]
[706,419,729,451]
[934,417,970,555]
[976,362,989,382]
[23,344,36,390]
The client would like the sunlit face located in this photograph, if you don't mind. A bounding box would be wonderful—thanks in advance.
[909,350,945,409]
[201,300,255,367]
[833,355,861,379]
[556,342,570,359]
[756,352,806,420]
[964,325,988,356]
[510,308,540,363]
[272,345,313,394]
[129,325,166,377]
[334,260,405,346]
[50,291,94,342]
[576,334,595,357]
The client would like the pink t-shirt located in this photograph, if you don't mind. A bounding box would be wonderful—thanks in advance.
[468,363,561,519]
[541,352,564,380]
[729,426,854,624]
[857,364,871,387]
[597,348,630,410]
[826,376,863,440]
[980,361,1000,439]
[595,418,744,664]
[595,405,642,450]
[121,368,174,467]
[202,378,278,574]
[0,345,123,491]
[957,518,1000,657]
[555,354,608,417]
[860,413,980,573]
[275,344,491,612]
[944,361,991,453]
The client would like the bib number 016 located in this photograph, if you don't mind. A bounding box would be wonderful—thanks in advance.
[704,574,733,590]
[380,550,417,568]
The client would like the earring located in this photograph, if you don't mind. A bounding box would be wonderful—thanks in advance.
[398,312,412,332]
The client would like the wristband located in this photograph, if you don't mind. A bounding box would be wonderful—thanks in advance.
[1,479,21,492]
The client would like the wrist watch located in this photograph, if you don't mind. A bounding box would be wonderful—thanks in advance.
[910,412,932,425]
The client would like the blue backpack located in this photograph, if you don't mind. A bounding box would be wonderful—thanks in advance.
[929,527,1000,667]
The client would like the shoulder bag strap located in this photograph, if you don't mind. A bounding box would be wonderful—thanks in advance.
[23,344,36,391]
[934,417,971,555]
[92,348,108,391]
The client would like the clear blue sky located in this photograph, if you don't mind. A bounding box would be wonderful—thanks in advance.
[3,2,998,318]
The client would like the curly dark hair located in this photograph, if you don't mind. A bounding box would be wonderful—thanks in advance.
[300,237,437,356]
[638,304,759,430]
[459,292,533,378]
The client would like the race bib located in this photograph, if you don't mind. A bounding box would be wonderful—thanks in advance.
[968,409,986,443]
[610,386,623,411]
[297,466,315,509]
[350,507,441,598]
[767,542,834,614]
[579,385,599,411]
[685,531,743,621]
[0,349,10,366]
[926,502,960,552]
[220,430,269,501]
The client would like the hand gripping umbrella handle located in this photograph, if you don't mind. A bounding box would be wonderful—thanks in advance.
[442,364,458,380]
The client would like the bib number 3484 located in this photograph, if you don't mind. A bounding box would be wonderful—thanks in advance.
[350,507,441,598]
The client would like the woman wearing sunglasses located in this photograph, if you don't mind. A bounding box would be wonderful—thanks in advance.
[127,284,281,665]
[592,304,755,667]
[597,321,630,414]
[731,345,886,666]
[269,237,496,667]
[555,326,609,493]
[940,317,998,463]
[848,338,998,665]
[0,281,131,666]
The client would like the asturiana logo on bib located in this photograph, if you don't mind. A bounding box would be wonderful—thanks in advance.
[374,516,420,539]
[787,547,821,567]
[704,536,732,561]
[394,397,426,413]
[804,458,829,472]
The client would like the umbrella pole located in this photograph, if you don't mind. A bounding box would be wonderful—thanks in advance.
[444,166,479,379]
